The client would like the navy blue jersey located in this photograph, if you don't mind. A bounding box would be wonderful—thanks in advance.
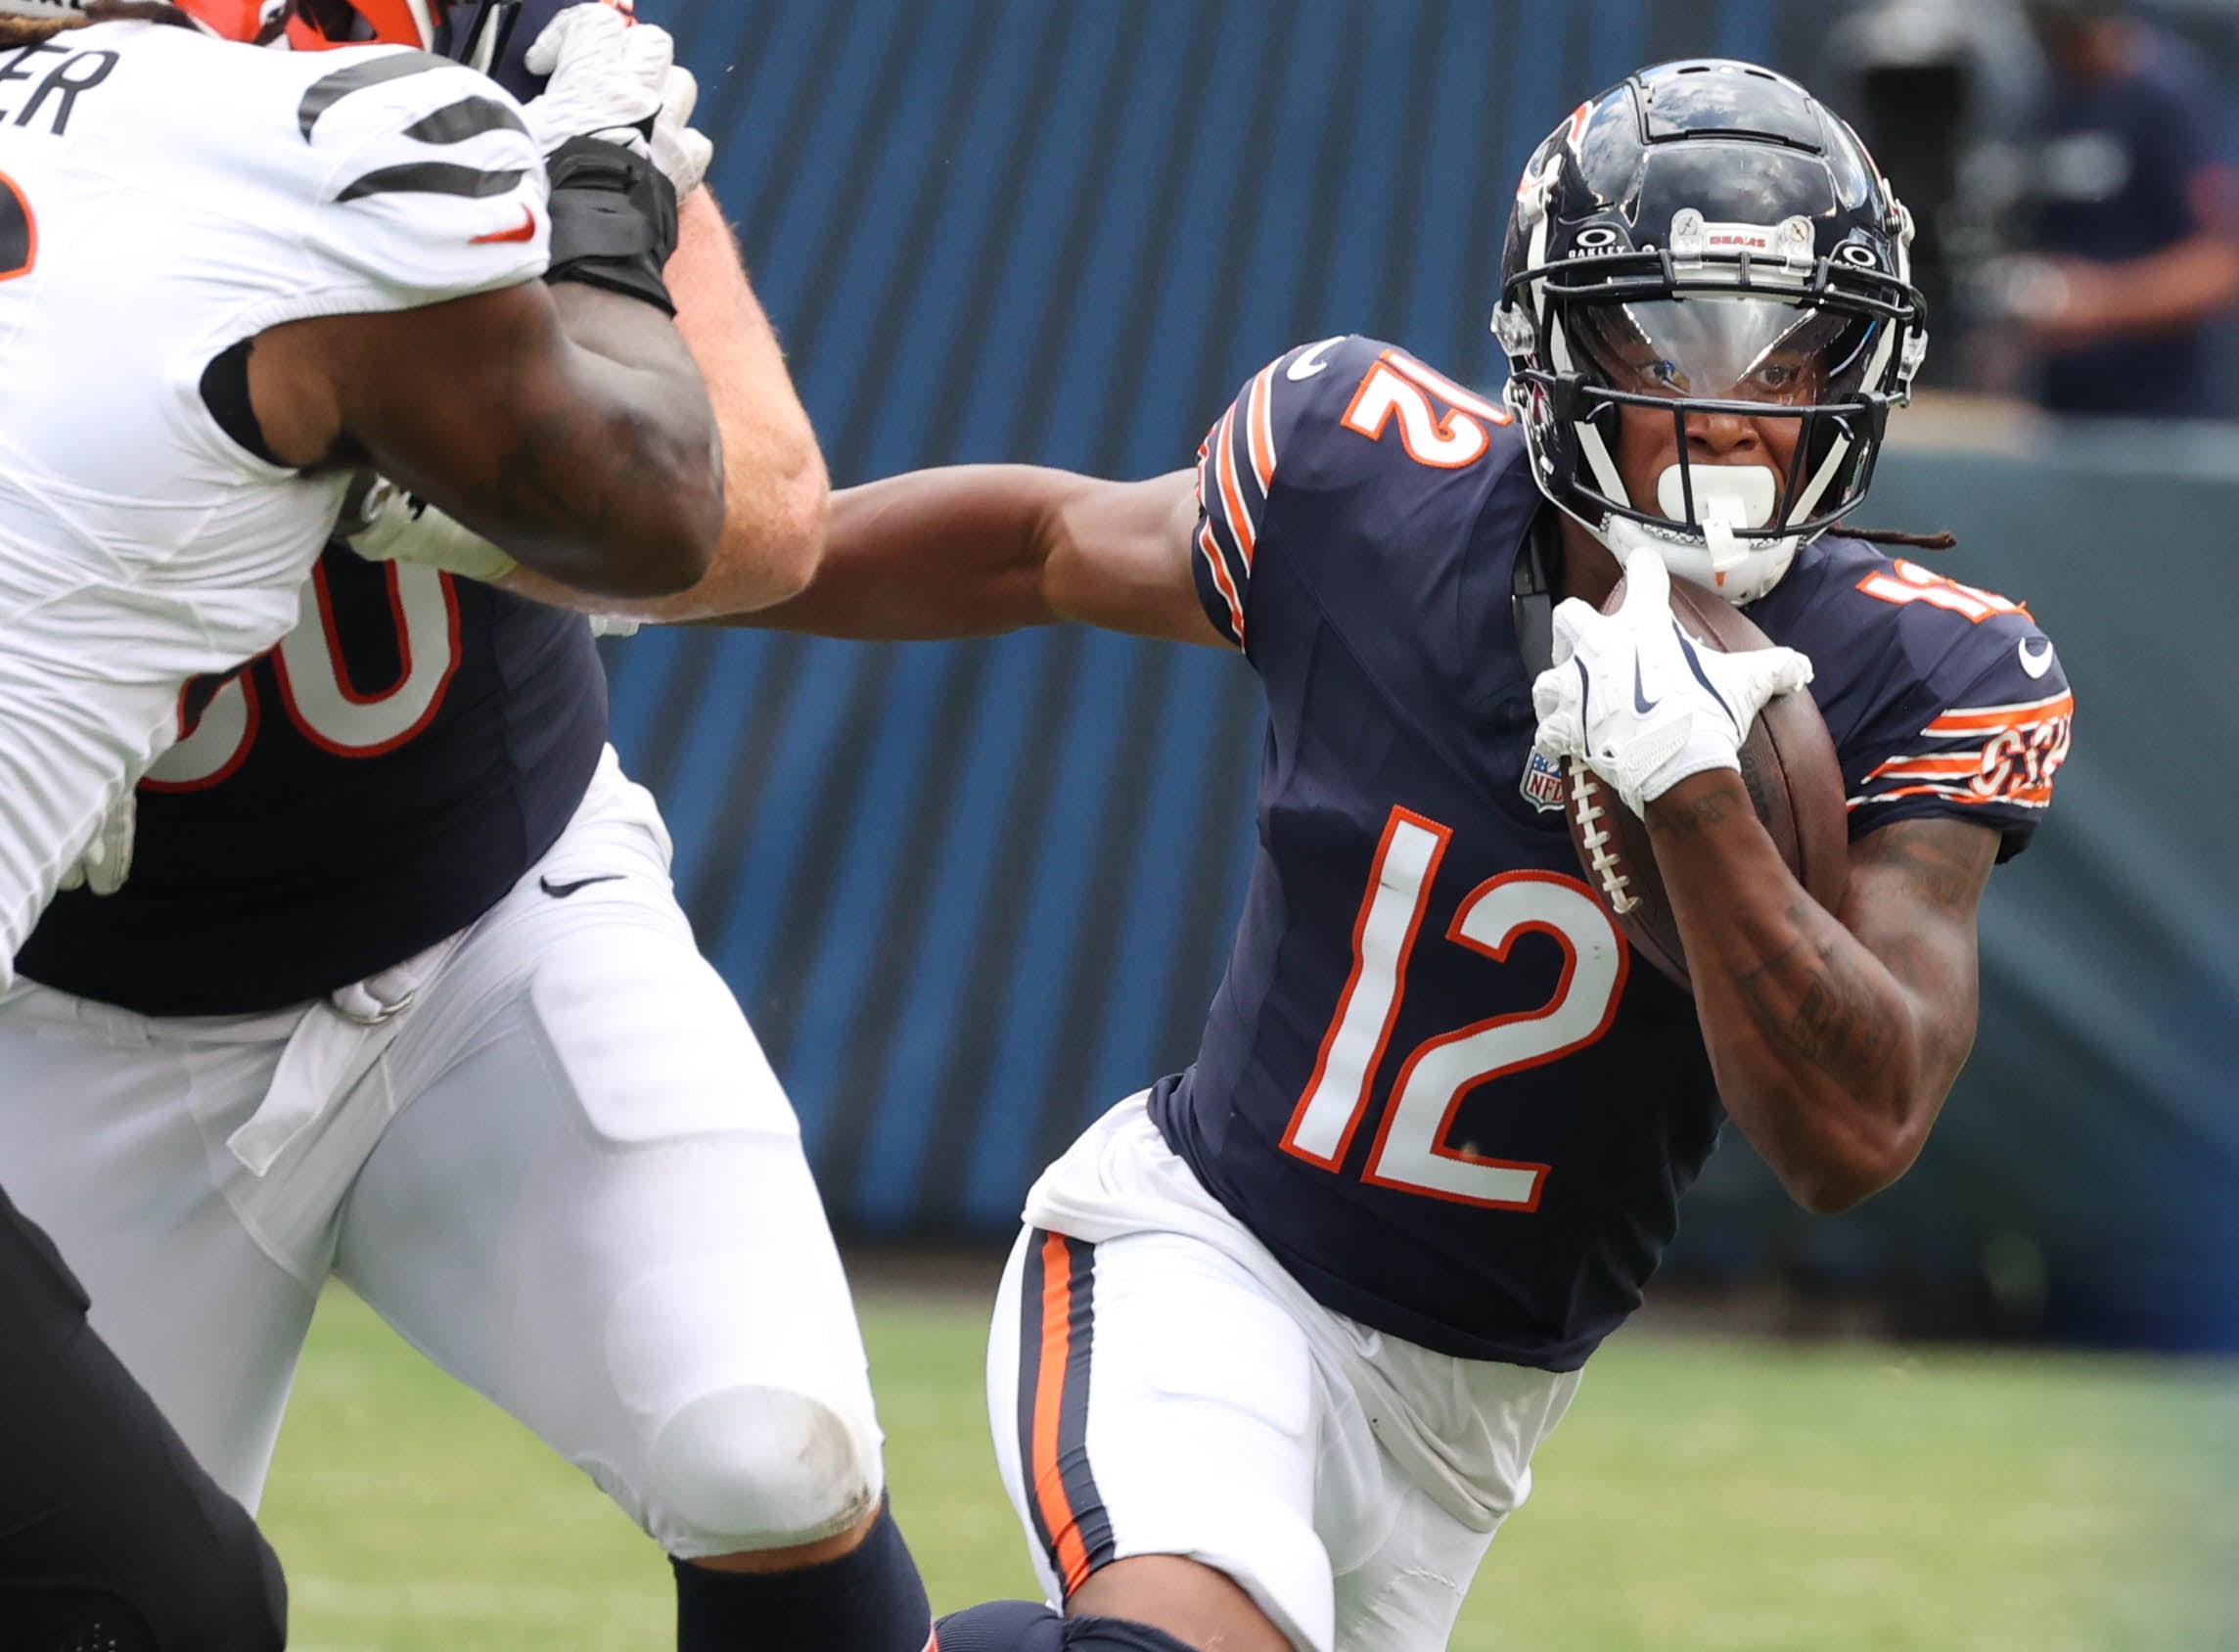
[1153,335,2073,1369]
[17,547,607,1016]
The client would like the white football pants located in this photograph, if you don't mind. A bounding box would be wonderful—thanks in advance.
[0,751,886,1561]
[988,1096,1581,1652]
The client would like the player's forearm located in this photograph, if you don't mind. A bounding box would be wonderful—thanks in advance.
[504,196,827,622]
[636,191,829,620]
[716,466,1083,637]
[321,280,722,601]
[1644,773,1934,1213]
[2042,235,2239,345]
[501,282,725,594]
[2101,236,2239,334]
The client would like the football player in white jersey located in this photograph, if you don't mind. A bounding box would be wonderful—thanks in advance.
[0,4,943,1650]
[0,0,742,1643]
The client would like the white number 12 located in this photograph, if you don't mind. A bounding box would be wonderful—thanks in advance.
[1280,806,1629,1210]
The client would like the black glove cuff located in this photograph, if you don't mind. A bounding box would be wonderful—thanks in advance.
[542,135,680,315]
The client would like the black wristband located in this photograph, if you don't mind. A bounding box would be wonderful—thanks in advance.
[542,135,680,314]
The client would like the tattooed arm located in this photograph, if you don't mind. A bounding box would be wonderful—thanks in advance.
[244,277,723,599]
[1644,773,1998,1213]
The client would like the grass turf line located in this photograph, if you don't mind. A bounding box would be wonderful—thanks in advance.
[259,1285,2238,1651]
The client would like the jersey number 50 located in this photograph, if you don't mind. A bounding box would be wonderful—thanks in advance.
[1281,807,1629,1210]
[146,562,462,790]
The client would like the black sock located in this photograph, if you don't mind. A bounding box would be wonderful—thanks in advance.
[672,1502,931,1652]
[933,1603,1198,1652]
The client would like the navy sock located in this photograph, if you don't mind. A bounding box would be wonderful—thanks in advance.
[934,1602,1198,1652]
[934,1600,1066,1652]
[672,1502,931,1652]
[1063,1616,1202,1652]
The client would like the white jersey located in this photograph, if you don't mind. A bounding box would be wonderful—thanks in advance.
[0,20,549,980]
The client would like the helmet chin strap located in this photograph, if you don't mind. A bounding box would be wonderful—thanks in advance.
[1594,463,1801,605]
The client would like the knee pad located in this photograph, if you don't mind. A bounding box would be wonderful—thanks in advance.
[647,1381,884,1558]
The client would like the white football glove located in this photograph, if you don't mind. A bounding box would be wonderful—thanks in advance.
[524,6,711,197]
[651,60,713,200]
[1531,546,1814,815]
[58,789,135,897]
[342,476,646,631]
[343,476,519,585]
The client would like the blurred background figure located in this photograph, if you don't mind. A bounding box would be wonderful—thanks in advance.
[2007,0,2239,415]
[1830,0,2239,417]
[1824,0,2042,390]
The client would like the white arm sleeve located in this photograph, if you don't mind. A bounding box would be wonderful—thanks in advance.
[294,47,552,311]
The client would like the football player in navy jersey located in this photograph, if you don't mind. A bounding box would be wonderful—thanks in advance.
[737,61,2074,1652]
[0,4,937,1651]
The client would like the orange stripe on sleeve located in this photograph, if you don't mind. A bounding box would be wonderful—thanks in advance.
[1213,407,1256,568]
[1198,523,1247,646]
[1866,780,2056,808]
[1246,365,1277,492]
[1922,691,2073,737]
[1866,754,1988,781]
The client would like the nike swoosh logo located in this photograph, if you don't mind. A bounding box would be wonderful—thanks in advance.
[2019,637,2054,679]
[1632,657,1660,714]
[1287,337,1343,381]
[539,874,623,899]
[471,205,538,247]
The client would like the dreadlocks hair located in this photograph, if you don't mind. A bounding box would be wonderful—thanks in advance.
[88,0,203,18]
[0,2,203,44]
[1840,526,1961,551]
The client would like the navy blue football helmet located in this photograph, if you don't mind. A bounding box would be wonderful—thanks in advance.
[1495,60,1929,602]
[435,0,623,98]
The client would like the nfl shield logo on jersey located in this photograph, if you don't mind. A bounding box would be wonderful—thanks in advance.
[1521,748,1567,813]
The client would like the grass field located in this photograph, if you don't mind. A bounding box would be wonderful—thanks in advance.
[260,1283,2239,1652]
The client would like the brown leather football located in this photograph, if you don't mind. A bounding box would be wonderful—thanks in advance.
[1563,573,1850,988]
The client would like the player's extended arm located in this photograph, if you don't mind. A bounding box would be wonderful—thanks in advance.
[497,188,828,620]
[250,276,722,601]
[2027,233,2239,350]
[1645,787,1997,1213]
[716,464,1224,647]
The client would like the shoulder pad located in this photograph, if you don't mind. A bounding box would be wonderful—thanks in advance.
[1774,541,2072,855]
[1193,336,1522,647]
[290,45,550,307]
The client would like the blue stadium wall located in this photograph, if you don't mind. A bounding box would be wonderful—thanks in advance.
[609,0,2239,1349]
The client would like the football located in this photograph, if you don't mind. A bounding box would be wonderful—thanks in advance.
[1564,574,1850,988]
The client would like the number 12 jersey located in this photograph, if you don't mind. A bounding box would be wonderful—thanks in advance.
[1150,335,2073,1368]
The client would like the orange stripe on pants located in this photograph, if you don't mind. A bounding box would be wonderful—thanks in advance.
[1030,1229,1094,1592]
